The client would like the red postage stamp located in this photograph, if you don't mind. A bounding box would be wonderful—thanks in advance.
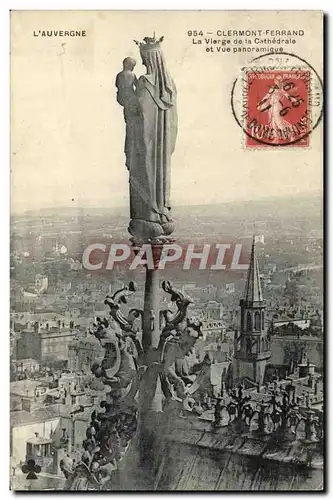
[244,70,311,147]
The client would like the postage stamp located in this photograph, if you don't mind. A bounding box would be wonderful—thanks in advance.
[244,70,311,147]
[231,52,324,148]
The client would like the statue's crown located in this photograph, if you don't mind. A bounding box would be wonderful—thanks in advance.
[134,34,164,51]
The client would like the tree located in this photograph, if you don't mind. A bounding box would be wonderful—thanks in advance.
[284,278,300,307]
[283,341,306,373]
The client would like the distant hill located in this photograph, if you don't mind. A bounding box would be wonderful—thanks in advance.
[173,193,322,221]
[12,192,322,221]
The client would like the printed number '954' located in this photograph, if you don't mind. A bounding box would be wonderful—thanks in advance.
[188,31,204,36]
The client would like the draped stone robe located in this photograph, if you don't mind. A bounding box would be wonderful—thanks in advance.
[128,75,177,223]
[118,48,177,239]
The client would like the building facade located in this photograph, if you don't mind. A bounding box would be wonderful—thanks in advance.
[234,238,271,385]
[67,336,103,372]
[41,330,77,363]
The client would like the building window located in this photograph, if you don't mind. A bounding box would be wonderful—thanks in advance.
[254,311,260,331]
[246,312,252,331]
[246,337,252,354]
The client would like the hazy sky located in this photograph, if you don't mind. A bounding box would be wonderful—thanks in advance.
[11,11,323,213]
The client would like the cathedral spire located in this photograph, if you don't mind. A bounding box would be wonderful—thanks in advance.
[243,236,263,304]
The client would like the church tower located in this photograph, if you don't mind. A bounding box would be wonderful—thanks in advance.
[234,237,271,386]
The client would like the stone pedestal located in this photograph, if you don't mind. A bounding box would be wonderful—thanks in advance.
[143,267,160,350]
[133,243,166,481]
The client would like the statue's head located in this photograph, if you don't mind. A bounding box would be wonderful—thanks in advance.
[139,47,162,71]
[123,57,136,71]
[140,51,149,69]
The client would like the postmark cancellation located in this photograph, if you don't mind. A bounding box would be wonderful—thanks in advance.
[231,53,323,148]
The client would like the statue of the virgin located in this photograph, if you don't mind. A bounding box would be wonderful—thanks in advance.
[116,35,177,242]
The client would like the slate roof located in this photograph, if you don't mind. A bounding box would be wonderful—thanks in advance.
[11,405,61,427]
[10,380,44,398]
[154,416,324,491]
[243,238,263,304]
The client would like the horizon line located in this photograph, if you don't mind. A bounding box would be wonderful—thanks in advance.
[11,190,322,216]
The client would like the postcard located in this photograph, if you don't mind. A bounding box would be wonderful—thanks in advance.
[10,10,323,491]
